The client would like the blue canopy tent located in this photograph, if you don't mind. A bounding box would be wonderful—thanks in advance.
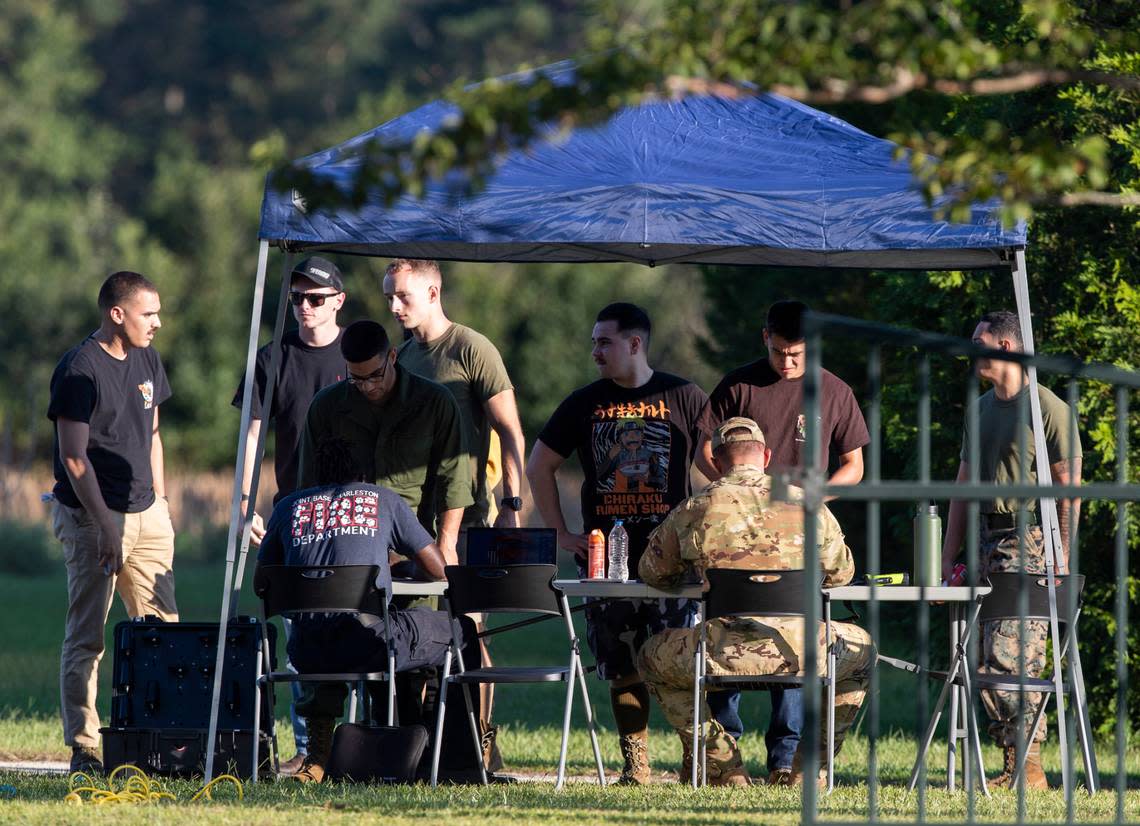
[258,62,1023,269]
[212,62,1071,793]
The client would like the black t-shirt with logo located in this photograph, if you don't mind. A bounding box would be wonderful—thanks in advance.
[537,372,708,567]
[232,329,345,500]
[48,335,172,513]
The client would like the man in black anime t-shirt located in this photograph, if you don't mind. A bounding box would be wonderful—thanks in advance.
[528,302,711,785]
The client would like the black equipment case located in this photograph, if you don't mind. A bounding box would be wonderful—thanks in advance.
[100,616,276,778]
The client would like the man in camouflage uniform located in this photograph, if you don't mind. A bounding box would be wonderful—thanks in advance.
[638,417,874,786]
[941,311,1082,789]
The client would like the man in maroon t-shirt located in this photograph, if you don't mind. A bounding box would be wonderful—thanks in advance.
[696,300,868,484]
[694,299,869,784]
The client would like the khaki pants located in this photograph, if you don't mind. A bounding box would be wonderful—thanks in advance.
[53,497,178,748]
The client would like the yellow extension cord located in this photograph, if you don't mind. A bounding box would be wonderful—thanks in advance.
[65,764,243,805]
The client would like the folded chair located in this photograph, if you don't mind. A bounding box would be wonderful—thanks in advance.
[429,564,606,789]
[909,572,1095,794]
[253,564,397,778]
[693,568,835,791]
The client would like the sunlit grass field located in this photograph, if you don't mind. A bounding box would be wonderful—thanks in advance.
[1,561,1136,823]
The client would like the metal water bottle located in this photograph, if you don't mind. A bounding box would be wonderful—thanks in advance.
[607,520,629,582]
[587,529,606,579]
[913,503,942,587]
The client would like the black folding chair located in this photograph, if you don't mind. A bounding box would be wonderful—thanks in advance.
[693,568,835,791]
[910,572,1095,794]
[253,564,397,777]
[429,564,606,789]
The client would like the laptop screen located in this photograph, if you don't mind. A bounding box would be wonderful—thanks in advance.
[464,528,558,566]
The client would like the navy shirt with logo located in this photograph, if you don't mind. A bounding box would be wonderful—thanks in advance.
[258,482,433,666]
[48,334,172,513]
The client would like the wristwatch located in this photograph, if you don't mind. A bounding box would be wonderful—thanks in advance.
[500,496,523,512]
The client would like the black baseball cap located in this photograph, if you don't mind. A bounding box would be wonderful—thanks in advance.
[291,256,344,292]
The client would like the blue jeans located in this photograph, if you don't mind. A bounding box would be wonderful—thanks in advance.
[707,687,803,772]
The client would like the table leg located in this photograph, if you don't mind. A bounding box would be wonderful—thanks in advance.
[947,606,961,791]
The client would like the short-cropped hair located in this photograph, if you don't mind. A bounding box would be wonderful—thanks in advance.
[596,302,651,340]
[385,258,441,285]
[765,300,808,341]
[980,310,1023,350]
[341,320,390,362]
[97,271,157,313]
[315,437,365,486]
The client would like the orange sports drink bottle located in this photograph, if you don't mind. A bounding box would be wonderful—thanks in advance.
[587,529,606,579]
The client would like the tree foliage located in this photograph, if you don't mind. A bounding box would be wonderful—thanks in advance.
[280,0,1139,222]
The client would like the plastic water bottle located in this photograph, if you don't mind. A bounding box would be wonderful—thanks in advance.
[607,520,629,582]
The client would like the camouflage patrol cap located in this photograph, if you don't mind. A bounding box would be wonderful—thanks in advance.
[711,416,766,451]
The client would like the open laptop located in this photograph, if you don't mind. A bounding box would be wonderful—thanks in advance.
[464,527,558,566]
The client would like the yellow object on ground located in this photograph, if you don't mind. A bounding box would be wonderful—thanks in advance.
[65,764,242,805]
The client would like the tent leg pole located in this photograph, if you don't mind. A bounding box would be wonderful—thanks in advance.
[1011,250,1071,799]
[231,253,294,602]
[205,239,270,783]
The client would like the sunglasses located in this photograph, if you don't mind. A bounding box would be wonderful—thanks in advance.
[289,290,341,307]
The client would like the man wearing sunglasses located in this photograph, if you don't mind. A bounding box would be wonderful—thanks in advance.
[231,255,347,773]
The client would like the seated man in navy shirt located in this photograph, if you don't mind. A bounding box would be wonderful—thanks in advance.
[258,437,479,783]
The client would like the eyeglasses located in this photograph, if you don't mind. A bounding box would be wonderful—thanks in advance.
[289,290,341,307]
[347,360,390,389]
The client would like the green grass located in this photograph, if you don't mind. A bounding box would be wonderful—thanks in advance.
[1,561,1138,822]
[0,738,1137,825]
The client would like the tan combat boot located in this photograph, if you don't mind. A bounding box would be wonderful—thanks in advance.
[708,764,752,786]
[480,722,504,773]
[706,748,751,787]
[1022,743,1048,789]
[617,731,651,785]
[781,750,827,790]
[678,733,694,783]
[292,717,336,783]
[992,743,1048,790]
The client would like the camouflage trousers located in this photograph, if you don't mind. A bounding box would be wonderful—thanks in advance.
[980,525,1049,746]
[638,617,874,778]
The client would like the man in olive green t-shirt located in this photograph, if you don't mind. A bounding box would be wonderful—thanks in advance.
[383,259,526,774]
[384,259,525,535]
[940,310,1082,790]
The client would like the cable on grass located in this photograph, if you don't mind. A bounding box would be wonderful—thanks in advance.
[65,764,242,805]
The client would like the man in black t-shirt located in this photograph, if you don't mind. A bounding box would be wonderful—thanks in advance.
[234,256,348,535]
[232,255,347,772]
[48,271,178,775]
[694,300,869,784]
[527,303,710,784]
